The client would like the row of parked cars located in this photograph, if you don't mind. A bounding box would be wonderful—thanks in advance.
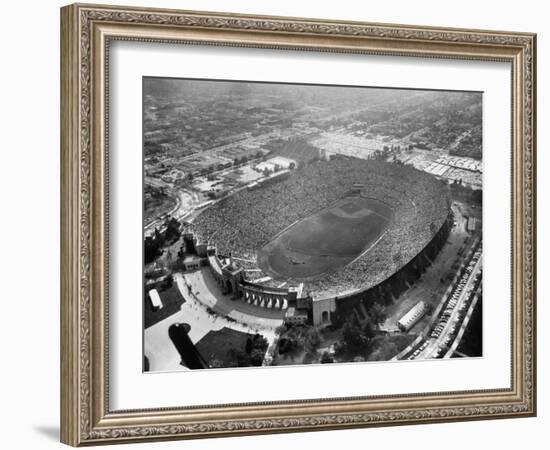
[430,245,482,347]
[408,340,430,360]
[404,242,482,361]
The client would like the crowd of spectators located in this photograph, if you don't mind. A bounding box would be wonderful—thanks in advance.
[192,158,450,296]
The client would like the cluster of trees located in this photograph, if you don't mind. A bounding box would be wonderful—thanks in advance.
[449,182,482,205]
[332,293,392,329]
[228,333,269,367]
[277,324,320,359]
[272,302,391,364]
[334,303,387,358]
[335,315,376,355]
[144,217,182,264]
[366,335,400,361]
[145,184,168,199]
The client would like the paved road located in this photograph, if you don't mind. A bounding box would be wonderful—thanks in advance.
[414,249,482,359]
[144,187,199,236]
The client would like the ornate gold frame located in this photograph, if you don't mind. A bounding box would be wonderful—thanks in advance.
[60,2,536,446]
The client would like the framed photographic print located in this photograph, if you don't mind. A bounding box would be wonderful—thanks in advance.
[60,3,537,446]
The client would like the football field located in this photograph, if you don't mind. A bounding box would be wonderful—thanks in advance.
[257,197,393,279]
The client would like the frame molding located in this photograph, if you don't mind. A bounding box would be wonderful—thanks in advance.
[60,3,536,446]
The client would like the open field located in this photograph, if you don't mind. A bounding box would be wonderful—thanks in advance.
[258,197,392,279]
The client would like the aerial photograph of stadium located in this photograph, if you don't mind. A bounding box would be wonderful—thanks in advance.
[143,77,483,372]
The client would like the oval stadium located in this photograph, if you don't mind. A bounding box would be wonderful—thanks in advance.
[191,158,452,324]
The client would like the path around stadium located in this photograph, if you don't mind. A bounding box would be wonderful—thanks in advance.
[182,269,285,327]
[144,269,283,372]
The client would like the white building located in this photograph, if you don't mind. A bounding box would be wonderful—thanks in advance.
[397,301,427,332]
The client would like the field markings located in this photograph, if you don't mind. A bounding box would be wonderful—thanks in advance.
[348,230,389,266]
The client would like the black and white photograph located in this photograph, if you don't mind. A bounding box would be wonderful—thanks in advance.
[0,0,543,447]
[143,78,483,372]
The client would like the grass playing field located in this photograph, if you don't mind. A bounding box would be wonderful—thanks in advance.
[257,197,393,279]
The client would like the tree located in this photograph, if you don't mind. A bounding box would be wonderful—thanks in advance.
[177,244,185,259]
[249,348,266,366]
[245,337,253,354]
[162,274,173,290]
[368,337,399,361]
[362,317,376,339]
[369,303,387,328]
[164,217,181,243]
[342,320,369,352]
[229,349,251,367]
[144,235,162,264]
[154,227,162,242]
[251,333,269,352]
[381,284,393,305]
[209,359,224,369]
[305,327,320,352]
[277,338,296,355]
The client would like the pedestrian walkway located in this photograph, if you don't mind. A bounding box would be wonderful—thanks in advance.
[144,269,283,372]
